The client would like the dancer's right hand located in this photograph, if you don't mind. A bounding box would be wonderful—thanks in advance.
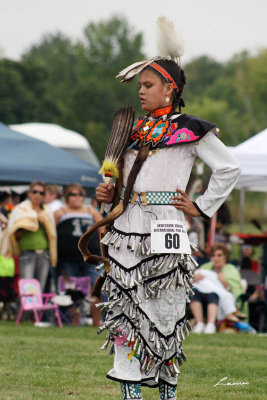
[96,183,115,204]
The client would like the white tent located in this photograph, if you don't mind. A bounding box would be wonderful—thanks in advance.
[229,128,267,231]
[230,128,267,192]
[10,123,100,168]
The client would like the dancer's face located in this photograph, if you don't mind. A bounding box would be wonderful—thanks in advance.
[139,69,172,112]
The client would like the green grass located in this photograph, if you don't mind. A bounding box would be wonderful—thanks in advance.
[0,322,266,400]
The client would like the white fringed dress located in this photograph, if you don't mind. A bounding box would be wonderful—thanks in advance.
[98,109,241,388]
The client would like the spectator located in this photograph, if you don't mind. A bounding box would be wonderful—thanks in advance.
[54,183,104,326]
[190,243,245,333]
[8,181,57,292]
[0,190,12,218]
[44,184,63,213]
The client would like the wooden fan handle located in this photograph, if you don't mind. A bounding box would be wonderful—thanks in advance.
[100,176,113,214]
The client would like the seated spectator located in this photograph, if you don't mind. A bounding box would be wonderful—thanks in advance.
[54,183,104,326]
[44,184,63,213]
[8,181,57,292]
[190,243,245,334]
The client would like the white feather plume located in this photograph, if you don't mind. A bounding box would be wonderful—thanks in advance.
[156,16,184,59]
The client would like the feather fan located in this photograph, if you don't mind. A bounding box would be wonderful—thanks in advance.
[99,106,135,213]
[156,16,184,61]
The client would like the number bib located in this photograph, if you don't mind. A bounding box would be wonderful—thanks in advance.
[151,220,191,254]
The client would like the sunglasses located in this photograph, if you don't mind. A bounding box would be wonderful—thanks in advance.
[69,192,84,197]
[32,190,45,195]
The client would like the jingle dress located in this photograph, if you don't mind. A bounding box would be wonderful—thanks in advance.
[98,106,240,388]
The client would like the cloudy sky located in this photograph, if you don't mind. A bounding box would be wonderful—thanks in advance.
[0,0,266,63]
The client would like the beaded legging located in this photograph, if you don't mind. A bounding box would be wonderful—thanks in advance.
[120,382,177,400]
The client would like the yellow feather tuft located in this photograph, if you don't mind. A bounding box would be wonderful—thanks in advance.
[99,160,119,179]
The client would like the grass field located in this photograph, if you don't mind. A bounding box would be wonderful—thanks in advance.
[0,322,266,400]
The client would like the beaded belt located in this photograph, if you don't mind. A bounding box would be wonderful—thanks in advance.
[120,186,179,205]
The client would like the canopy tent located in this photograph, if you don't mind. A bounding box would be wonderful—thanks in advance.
[0,123,100,188]
[229,128,267,231]
[230,128,267,192]
[10,122,100,168]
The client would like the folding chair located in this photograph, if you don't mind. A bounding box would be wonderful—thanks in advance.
[57,276,91,325]
[16,278,62,327]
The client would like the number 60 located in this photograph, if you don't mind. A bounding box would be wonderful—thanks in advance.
[165,233,180,249]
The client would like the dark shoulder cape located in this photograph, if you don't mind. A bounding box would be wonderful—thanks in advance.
[128,113,217,150]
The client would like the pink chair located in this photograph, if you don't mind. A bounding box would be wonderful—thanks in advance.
[16,278,62,327]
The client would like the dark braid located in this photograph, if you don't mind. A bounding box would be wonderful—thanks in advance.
[146,59,186,112]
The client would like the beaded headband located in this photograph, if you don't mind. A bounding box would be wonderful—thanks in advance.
[149,62,179,95]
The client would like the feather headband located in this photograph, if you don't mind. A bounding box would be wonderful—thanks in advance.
[116,16,184,86]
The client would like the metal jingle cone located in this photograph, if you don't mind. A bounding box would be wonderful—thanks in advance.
[95,262,105,271]
[186,320,192,331]
[101,231,112,245]
[168,337,175,349]
[160,338,169,351]
[174,254,180,267]
[114,237,122,251]
[122,299,129,312]
[164,364,172,377]
[127,235,133,249]
[176,329,182,342]
[159,278,168,291]
[157,258,167,270]
[149,329,156,342]
[147,286,156,298]
[178,271,184,286]
[136,268,143,283]
[179,327,185,341]
[153,259,163,270]
[136,342,142,358]
[146,359,154,375]
[172,362,180,375]
[154,367,160,383]
[141,355,148,372]
[150,280,159,288]
[110,232,119,245]
[133,278,141,287]
[181,351,187,362]
[155,335,161,351]
[135,242,142,257]
[189,255,198,267]
[141,240,147,256]
[126,329,133,343]
[129,274,135,288]
[140,349,146,364]
[175,340,180,353]
[183,323,189,337]
[165,276,174,290]
[177,356,183,366]
[130,237,137,252]
[101,339,110,350]
[144,240,150,254]
[135,293,142,304]
[115,267,120,280]
[95,301,108,309]
[109,344,115,355]
[190,242,198,252]
[146,346,153,358]
[167,255,175,269]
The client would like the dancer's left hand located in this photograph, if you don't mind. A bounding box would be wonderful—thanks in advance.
[171,189,200,217]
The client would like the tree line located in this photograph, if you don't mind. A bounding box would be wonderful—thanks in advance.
[0,16,266,161]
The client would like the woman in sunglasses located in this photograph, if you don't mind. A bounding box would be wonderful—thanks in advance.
[8,181,57,292]
[54,183,104,326]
